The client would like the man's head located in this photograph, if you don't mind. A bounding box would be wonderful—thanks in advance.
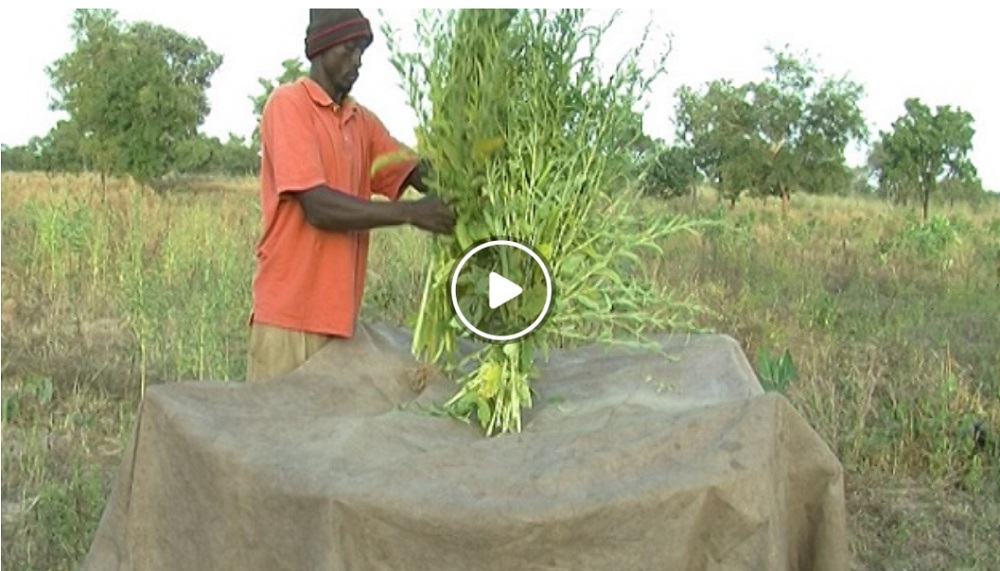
[305,9,373,100]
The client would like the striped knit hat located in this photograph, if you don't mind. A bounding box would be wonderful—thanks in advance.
[305,9,373,59]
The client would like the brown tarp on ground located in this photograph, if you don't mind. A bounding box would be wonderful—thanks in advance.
[80,321,849,571]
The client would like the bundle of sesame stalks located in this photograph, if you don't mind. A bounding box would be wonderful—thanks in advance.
[383,9,705,436]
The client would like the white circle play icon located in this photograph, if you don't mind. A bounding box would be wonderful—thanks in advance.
[450,239,553,343]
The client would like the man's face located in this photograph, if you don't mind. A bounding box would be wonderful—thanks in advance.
[318,38,369,95]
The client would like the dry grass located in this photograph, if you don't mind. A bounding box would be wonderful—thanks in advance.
[2,172,998,570]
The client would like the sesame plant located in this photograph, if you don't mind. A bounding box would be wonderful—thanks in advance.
[383,9,705,435]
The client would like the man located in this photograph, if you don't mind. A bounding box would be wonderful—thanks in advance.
[245,9,456,382]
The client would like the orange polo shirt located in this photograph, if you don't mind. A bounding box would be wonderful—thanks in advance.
[249,76,419,337]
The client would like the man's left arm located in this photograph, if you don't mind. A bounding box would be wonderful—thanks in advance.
[401,157,434,196]
[367,111,429,201]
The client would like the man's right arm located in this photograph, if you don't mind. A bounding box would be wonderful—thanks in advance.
[295,186,455,235]
[260,86,454,236]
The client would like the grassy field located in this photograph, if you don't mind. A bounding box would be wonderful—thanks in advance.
[1,171,998,570]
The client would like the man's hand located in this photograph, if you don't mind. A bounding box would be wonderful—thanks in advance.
[405,195,456,235]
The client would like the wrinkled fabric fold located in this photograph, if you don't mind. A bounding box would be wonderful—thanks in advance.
[80,320,848,571]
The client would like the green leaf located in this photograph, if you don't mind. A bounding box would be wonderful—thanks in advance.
[476,400,492,427]
[455,223,473,250]
[518,287,548,322]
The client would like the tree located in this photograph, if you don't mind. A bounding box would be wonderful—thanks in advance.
[249,58,308,154]
[868,138,913,204]
[46,9,223,186]
[36,120,87,172]
[672,46,868,212]
[674,80,760,207]
[637,140,700,200]
[1,143,40,171]
[940,176,985,207]
[213,134,260,175]
[1,120,86,172]
[747,46,814,210]
[747,46,868,214]
[846,165,876,196]
[875,97,978,220]
[172,134,217,173]
[797,73,868,195]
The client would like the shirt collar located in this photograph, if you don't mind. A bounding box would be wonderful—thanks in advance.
[300,76,358,116]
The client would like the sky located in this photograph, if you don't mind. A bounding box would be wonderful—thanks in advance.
[2,1,997,191]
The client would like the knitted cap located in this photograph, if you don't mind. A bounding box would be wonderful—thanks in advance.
[305,9,373,59]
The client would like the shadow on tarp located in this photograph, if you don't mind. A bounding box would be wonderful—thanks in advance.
[79,320,849,571]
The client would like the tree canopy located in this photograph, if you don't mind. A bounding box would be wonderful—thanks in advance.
[0,9,988,210]
[44,9,225,184]
[668,46,869,212]
[871,97,979,219]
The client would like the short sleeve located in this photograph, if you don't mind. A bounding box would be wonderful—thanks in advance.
[365,111,420,201]
[261,85,327,196]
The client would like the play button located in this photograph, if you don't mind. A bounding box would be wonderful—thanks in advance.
[488,272,522,309]
[450,239,553,343]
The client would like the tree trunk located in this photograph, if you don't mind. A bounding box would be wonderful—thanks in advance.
[781,186,790,218]
[921,183,930,221]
